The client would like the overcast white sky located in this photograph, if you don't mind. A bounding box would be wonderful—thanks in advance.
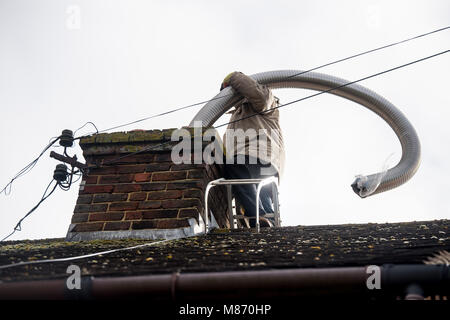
[0,0,449,241]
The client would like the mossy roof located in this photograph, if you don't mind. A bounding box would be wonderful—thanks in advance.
[0,220,448,283]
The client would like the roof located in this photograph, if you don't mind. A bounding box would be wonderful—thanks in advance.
[0,219,448,283]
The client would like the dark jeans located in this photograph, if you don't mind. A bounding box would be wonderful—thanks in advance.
[224,159,276,219]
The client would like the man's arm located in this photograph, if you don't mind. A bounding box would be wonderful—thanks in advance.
[227,72,274,112]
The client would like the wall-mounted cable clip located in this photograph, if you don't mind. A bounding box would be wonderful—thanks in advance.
[49,151,87,172]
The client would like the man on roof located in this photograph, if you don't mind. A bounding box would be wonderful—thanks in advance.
[221,71,285,228]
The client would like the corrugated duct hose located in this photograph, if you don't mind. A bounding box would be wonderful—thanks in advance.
[189,70,421,198]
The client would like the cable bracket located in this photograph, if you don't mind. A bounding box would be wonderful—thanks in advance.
[49,151,87,171]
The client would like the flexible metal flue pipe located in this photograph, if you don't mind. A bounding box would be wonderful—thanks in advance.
[189,70,421,198]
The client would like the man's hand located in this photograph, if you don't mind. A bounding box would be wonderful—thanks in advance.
[220,72,237,91]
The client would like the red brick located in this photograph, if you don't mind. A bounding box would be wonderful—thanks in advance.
[71,213,89,223]
[146,163,171,172]
[99,174,134,184]
[76,195,93,204]
[85,175,99,184]
[104,221,131,231]
[72,222,104,232]
[141,183,166,191]
[167,181,203,190]
[142,209,178,220]
[89,212,124,222]
[152,171,186,181]
[88,213,107,222]
[129,192,147,201]
[82,185,114,194]
[187,169,204,179]
[170,163,204,171]
[154,153,172,162]
[183,189,203,199]
[109,201,139,211]
[132,220,158,230]
[161,199,201,209]
[88,166,118,175]
[134,173,151,182]
[102,154,155,164]
[125,211,143,220]
[117,164,147,174]
[178,208,199,220]
[138,200,162,210]
[114,184,142,193]
[147,190,182,200]
[93,193,128,203]
[74,204,108,213]
[156,218,190,229]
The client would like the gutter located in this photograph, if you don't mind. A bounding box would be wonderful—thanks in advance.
[0,265,448,300]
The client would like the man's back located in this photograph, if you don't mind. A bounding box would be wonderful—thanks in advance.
[223,71,285,178]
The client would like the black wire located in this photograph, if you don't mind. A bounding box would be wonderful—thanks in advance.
[0,136,61,196]
[94,49,449,169]
[1,161,38,196]
[1,150,80,241]
[71,171,83,184]
[1,179,58,242]
[57,162,77,190]
[73,26,449,140]
[59,172,73,191]
[283,26,450,81]
[73,121,99,137]
[74,93,234,140]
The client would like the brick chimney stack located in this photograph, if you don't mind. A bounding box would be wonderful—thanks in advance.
[67,128,229,241]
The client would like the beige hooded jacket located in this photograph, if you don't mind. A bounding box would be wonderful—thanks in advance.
[223,72,285,178]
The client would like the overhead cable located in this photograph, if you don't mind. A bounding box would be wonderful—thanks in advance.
[1,179,58,242]
[215,49,450,128]
[74,25,450,139]
[89,49,449,168]
[0,136,61,196]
